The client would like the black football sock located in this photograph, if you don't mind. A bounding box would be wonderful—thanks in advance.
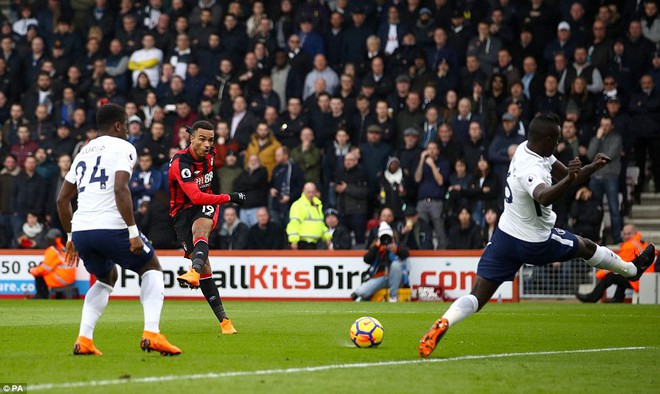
[191,237,209,273]
[200,274,228,322]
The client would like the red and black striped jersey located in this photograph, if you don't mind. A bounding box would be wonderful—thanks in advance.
[168,146,230,217]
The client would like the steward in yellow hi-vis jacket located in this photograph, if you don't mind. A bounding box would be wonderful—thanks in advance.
[29,229,76,298]
[286,183,331,249]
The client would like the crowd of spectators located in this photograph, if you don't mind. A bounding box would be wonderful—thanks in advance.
[1,0,659,251]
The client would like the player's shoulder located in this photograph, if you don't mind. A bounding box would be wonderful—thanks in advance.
[513,142,547,168]
[169,148,192,174]
[109,136,137,152]
[171,148,191,163]
[86,135,136,156]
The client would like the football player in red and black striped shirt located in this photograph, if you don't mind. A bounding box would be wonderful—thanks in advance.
[170,120,245,334]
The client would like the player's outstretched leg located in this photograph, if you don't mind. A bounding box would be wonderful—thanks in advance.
[139,269,181,356]
[73,280,113,355]
[199,270,237,334]
[582,240,655,280]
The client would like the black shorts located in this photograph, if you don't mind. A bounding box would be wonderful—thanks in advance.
[172,204,220,257]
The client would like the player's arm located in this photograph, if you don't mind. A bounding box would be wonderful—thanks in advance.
[115,170,144,255]
[551,154,610,185]
[56,180,80,266]
[535,155,604,206]
[534,158,580,206]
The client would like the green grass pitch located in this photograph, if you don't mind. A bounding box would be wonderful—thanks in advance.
[0,299,658,393]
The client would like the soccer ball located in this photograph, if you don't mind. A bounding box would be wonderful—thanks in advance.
[349,316,384,348]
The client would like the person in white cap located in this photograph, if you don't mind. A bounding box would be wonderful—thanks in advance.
[350,221,409,302]
[543,21,576,70]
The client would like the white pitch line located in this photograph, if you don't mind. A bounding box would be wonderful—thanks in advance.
[29,346,648,391]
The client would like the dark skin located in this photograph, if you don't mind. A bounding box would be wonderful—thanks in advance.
[56,115,162,287]
[188,127,215,275]
[470,123,611,310]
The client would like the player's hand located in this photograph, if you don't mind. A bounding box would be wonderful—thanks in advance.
[229,192,247,205]
[386,243,397,252]
[592,153,611,169]
[567,157,581,181]
[129,236,144,255]
[65,240,80,267]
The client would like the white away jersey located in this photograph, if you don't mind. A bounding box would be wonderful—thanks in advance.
[65,136,137,231]
[498,141,557,242]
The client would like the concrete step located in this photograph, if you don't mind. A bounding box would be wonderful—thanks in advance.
[641,192,660,204]
[631,218,660,231]
[630,204,660,219]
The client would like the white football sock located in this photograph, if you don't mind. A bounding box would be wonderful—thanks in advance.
[140,270,164,333]
[585,245,637,277]
[442,294,479,327]
[79,281,113,339]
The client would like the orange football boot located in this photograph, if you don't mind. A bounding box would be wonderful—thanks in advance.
[73,336,102,355]
[177,267,200,288]
[220,318,238,334]
[140,331,182,356]
[418,318,449,358]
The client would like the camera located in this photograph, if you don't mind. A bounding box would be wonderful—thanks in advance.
[379,234,393,246]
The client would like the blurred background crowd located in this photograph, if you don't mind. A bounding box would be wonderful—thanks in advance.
[0,0,659,251]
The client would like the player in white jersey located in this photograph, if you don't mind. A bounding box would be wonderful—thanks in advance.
[57,103,181,356]
[418,113,656,358]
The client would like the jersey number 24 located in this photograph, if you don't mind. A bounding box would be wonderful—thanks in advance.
[75,156,109,192]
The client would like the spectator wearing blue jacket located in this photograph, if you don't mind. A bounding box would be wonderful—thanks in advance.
[359,125,392,196]
[298,19,325,58]
[129,152,163,210]
[488,112,525,182]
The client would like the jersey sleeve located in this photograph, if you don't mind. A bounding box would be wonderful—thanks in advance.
[64,168,76,184]
[170,157,231,206]
[518,163,548,198]
[116,143,137,174]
